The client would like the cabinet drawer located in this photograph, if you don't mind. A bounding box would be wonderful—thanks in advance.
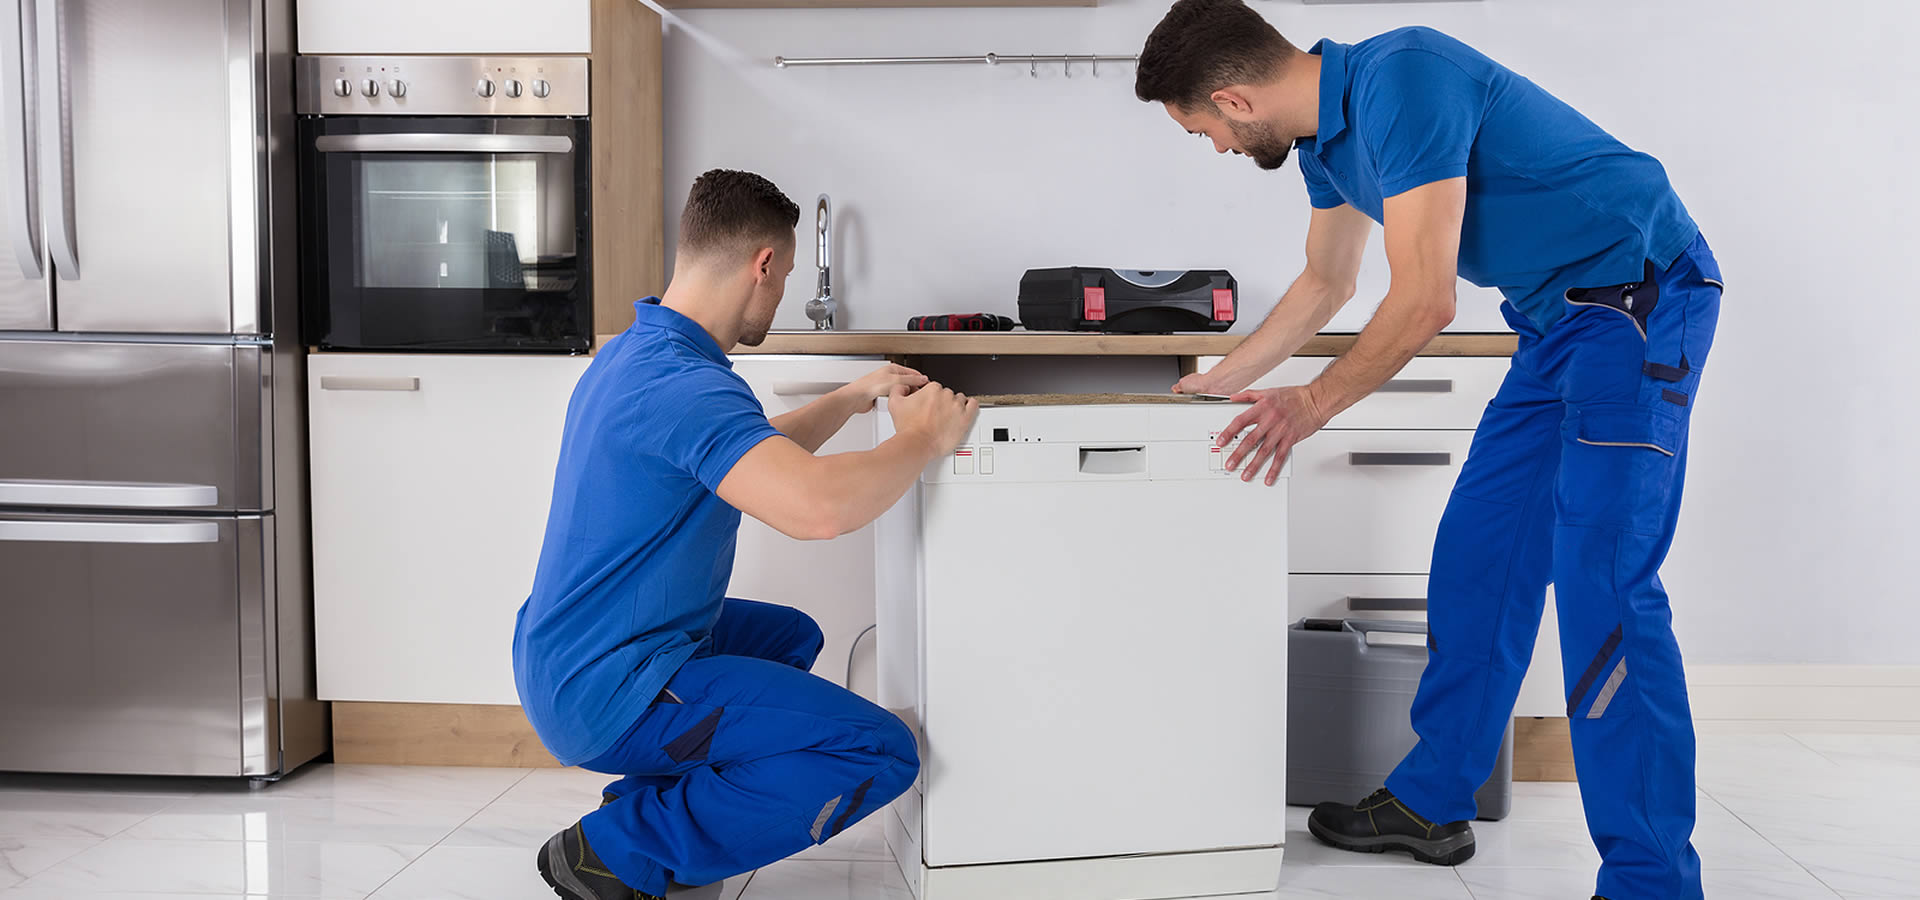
[1289,430,1470,574]
[1201,356,1508,430]
[1289,574,1431,624]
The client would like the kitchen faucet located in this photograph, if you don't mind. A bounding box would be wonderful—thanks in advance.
[806,194,836,330]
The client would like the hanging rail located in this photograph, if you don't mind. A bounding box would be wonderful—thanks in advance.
[773,52,1138,77]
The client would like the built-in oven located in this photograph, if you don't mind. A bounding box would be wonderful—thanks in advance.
[296,57,592,353]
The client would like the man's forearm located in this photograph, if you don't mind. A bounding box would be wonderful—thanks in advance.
[1307,288,1453,421]
[771,389,865,454]
[811,431,940,535]
[1207,272,1351,394]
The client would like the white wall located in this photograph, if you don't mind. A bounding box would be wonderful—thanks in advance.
[657,0,1920,667]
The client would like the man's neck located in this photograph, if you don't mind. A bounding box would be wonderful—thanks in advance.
[661,276,742,352]
[1289,52,1323,142]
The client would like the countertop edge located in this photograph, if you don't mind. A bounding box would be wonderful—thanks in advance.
[591,332,1520,357]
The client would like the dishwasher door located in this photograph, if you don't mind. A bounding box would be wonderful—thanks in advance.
[914,421,1289,867]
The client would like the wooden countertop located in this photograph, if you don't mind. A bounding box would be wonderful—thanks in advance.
[595,331,1518,357]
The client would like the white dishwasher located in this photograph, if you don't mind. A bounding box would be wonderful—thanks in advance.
[875,399,1291,900]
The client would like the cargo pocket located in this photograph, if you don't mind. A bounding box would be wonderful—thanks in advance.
[1560,404,1687,534]
[1564,261,1660,341]
[1565,255,1722,410]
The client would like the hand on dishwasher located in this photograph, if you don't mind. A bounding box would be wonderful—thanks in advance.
[888,382,980,454]
[1219,385,1329,486]
[845,363,931,412]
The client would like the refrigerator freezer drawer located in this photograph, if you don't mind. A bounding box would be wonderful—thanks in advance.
[0,339,271,512]
[0,511,276,777]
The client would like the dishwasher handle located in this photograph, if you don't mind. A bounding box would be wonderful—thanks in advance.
[1078,446,1146,476]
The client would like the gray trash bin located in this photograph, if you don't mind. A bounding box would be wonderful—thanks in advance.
[1288,618,1513,821]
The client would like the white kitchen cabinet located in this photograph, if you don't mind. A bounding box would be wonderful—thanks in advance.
[728,356,890,698]
[297,0,591,54]
[309,353,589,704]
[1287,430,1473,575]
[1202,353,1565,718]
[1254,357,1509,431]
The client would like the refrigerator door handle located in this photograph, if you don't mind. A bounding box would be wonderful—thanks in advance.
[0,518,221,544]
[1,0,39,280]
[0,479,222,508]
[33,0,73,281]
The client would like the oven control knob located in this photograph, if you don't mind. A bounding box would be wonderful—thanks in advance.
[475,78,496,98]
[503,79,523,99]
[531,79,551,99]
[388,80,407,98]
[332,78,352,98]
[362,79,380,98]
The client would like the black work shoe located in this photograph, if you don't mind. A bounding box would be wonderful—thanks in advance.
[537,821,664,900]
[1307,788,1476,866]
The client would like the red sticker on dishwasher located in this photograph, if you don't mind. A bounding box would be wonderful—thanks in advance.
[1083,286,1107,321]
[1213,288,1235,322]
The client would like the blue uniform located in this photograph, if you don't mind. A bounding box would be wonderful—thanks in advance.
[513,299,919,894]
[1297,28,1697,332]
[1298,29,1723,900]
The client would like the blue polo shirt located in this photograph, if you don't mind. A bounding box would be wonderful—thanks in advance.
[513,299,782,766]
[1295,27,1698,331]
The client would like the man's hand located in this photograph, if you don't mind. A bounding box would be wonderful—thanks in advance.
[842,363,929,412]
[1173,370,1231,396]
[888,381,979,453]
[1219,386,1330,487]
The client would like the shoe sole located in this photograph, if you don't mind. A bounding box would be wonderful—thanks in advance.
[537,835,599,900]
[1307,815,1476,866]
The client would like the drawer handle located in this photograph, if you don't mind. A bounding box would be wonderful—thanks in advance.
[1348,451,1452,467]
[770,381,849,397]
[0,480,219,509]
[1378,379,1454,394]
[0,519,220,545]
[320,376,420,392]
[1347,596,1428,612]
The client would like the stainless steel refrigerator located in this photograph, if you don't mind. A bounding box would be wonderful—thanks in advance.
[0,0,325,778]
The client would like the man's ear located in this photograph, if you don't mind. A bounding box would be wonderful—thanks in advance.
[1210,87,1254,119]
[753,247,776,282]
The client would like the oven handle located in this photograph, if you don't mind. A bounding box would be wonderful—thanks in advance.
[313,134,575,154]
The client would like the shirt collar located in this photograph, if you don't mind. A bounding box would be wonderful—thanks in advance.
[630,297,733,367]
[1302,39,1351,151]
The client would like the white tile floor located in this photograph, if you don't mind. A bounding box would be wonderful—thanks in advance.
[0,732,1912,899]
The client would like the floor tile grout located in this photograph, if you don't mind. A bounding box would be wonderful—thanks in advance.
[1696,784,1846,898]
[1784,732,1844,767]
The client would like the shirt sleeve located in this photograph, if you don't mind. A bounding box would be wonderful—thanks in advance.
[658,370,784,493]
[1297,151,1347,210]
[1358,50,1488,199]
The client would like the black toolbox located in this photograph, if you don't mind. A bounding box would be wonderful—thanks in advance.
[1017,268,1237,333]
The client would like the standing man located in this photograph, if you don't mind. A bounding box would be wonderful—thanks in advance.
[1136,3,1721,899]
[515,169,978,900]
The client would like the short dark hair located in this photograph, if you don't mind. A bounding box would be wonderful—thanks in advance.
[678,169,801,261]
[1135,0,1298,112]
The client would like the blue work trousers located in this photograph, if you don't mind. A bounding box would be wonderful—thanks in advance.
[1387,233,1724,900]
[579,599,919,895]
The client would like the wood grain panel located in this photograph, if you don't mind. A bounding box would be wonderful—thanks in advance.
[590,0,665,339]
[332,702,562,768]
[595,331,1520,358]
[1514,717,1578,782]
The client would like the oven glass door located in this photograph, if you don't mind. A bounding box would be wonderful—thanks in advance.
[301,117,591,352]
